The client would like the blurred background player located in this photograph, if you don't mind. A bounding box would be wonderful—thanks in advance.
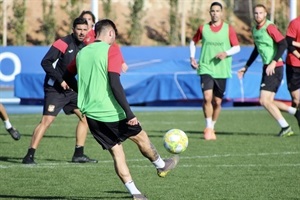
[0,103,21,140]
[79,10,128,73]
[22,17,97,164]
[189,2,240,140]
[238,4,300,137]
[285,15,300,126]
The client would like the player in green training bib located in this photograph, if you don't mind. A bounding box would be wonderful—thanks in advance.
[190,2,240,140]
[238,4,300,137]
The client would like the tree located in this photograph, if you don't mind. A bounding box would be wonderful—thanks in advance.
[101,0,112,18]
[10,0,26,45]
[169,0,179,45]
[60,0,82,34]
[40,0,56,45]
[127,0,144,45]
[187,0,204,40]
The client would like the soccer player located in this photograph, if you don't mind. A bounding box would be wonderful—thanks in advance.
[286,16,300,122]
[22,17,97,164]
[238,4,300,137]
[79,10,96,45]
[79,10,128,73]
[66,19,179,200]
[189,2,240,140]
[0,103,21,140]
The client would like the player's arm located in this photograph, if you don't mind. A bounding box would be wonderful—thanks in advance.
[216,26,240,60]
[286,36,300,59]
[189,26,202,69]
[267,24,287,62]
[107,44,135,121]
[63,58,78,92]
[41,39,68,85]
[237,46,259,79]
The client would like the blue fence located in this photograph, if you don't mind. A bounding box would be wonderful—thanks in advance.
[0,46,291,105]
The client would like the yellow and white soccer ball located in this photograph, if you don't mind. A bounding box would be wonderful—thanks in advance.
[163,129,188,154]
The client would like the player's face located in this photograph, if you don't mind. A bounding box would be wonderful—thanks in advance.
[254,7,267,25]
[73,24,88,42]
[209,5,222,23]
[82,14,94,30]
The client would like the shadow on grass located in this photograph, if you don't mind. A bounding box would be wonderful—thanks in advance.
[187,130,277,136]
[0,133,76,139]
[0,191,131,199]
[0,156,71,164]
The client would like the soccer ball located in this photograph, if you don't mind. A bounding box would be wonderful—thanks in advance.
[163,129,188,154]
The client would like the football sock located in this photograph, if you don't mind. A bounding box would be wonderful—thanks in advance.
[212,121,216,129]
[3,120,12,129]
[205,118,213,128]
[152,156,165,169]
[125,180,141,195]
[27,148,36,157]
[278,119,289,128]
[74,146,84,157]
[288,107,297,115]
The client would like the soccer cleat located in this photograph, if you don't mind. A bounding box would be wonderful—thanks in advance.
[277,126,294,137]
[22,156,36,164]
[6,127,21,141]
[203,128,216,140]
[294,109,300,127]
[71,154,98,163]
[157,155,179,178]
[132,194,148,200]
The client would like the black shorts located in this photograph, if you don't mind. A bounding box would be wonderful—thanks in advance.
[200,74,227,98]
[43,87,78,116]
[86,117,142,150]
[260,66,283,93]
[286,64,300,92]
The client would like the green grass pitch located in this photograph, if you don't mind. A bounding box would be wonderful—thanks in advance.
[0,109,299,199]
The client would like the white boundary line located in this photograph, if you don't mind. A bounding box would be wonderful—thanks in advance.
[0,151,299,169]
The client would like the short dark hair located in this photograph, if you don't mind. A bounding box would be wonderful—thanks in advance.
[94,19,118,37]
[73,17,88,29]
[253,4,267,12]
[210,2,223,10]
[79,10,96,23]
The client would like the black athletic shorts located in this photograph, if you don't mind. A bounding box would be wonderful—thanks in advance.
[286,64,300,92]
[200,74,227,98]
[86,117,142,150]
[43,87,78,116]
[260,66,283,93]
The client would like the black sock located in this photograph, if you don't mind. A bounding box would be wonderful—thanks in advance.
[73,146,84,157]
[26,148,36,158]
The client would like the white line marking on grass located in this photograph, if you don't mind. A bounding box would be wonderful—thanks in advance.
[0,151,299,169]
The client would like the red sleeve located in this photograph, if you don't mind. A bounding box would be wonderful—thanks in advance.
[192,25,203,44]
[52,39,68,53]
[266,24,285,42]
[286,19,299,38]
[108,43,123,74]
[67,58,77,74]
[229,26,239,46]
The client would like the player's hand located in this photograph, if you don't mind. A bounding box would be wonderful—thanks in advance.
[190,57,199,69]
[237,67,247,79]
[215,52,227,60]
[127,117,139,126]
[122,63,128,73]
[61,81,70,90]
[266,61,276,76]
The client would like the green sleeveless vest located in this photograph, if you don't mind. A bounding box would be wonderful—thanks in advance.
[252,20,282,64]
[198,22,232,78]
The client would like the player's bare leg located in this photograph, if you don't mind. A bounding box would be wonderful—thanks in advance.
[72,109,97,163]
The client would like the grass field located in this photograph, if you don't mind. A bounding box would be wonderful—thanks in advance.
[0,108,300,200]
